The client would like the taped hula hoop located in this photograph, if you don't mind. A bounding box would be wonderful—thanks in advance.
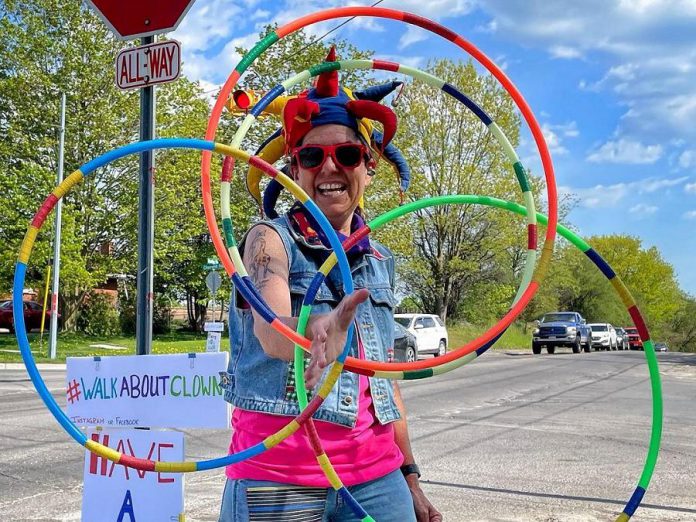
[202,7,558,373]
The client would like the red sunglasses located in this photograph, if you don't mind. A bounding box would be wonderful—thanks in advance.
[292,142,369,171]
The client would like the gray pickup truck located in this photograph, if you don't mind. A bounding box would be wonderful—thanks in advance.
[532,311,592,354]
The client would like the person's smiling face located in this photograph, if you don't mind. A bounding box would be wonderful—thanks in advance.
[291,124,374,234]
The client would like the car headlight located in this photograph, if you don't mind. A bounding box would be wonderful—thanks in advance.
[532,328,539,335]
[567,326,576,334]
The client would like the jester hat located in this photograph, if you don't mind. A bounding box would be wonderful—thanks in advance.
[241,47,411,216]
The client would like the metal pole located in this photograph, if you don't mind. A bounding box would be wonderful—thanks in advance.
[136,35,156,355]
[49,92,65,360]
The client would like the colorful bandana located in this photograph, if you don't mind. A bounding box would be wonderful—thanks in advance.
[286,202,376,263]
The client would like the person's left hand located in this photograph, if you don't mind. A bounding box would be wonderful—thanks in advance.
[407,476,443,521]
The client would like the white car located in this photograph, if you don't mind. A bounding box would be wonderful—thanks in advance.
[588,323,618,351]
[394,313,448,357]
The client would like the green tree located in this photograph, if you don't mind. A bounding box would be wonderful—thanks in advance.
[369,59,537,323]
[0,0,139,329]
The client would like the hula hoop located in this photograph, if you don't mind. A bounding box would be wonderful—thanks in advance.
[289,195,662,522]
[200,7,558,373]
[13,139,356,476]
[222,57,537,378]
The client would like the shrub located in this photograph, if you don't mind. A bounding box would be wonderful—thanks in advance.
[77,292,120,337]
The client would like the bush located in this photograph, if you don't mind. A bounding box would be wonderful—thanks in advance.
[77,292,120,336]
[118,295,171,335]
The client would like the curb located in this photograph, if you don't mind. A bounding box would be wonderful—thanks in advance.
[0,363,67,371]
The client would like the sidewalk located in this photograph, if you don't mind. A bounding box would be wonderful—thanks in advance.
[0,362,66,370]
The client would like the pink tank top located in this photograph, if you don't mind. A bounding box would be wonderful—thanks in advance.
[226,333,403,486]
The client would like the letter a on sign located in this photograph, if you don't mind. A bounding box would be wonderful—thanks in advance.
[117,490,136,522]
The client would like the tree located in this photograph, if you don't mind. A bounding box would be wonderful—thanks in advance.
[369,59,536,323]
[0,0,140,329]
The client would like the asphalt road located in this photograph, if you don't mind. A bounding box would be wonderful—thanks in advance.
[1,350,695,521]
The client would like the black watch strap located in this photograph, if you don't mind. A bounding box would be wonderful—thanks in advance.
[400,463,421,478]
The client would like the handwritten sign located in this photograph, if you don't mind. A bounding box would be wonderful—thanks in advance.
[66,352,229,429]
[82,429,184,521]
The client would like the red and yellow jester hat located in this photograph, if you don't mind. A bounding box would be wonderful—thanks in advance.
[282,47,397,153]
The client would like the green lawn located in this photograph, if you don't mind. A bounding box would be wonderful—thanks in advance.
[0,330,224,363]
[0,321,533,364]
[447,322,531,351]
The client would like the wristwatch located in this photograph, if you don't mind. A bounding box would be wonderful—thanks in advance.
[400,463,421,478]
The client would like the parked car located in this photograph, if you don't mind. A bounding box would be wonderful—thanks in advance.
[624,326,643,350]
[615,327,629,350]
[588,323,618,350]
[654,342,669,352]
[391,321,418,362]
[0,300,60,333]
[394,313,448,357]
[532,311,592,354]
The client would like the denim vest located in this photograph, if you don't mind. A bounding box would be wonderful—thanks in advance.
[222,214,401,428]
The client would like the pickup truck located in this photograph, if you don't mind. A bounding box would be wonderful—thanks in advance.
[624,326,643,350]
[532,311,592,354]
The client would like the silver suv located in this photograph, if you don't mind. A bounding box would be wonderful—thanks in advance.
[394,313,448,358]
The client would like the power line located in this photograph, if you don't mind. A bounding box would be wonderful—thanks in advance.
[295,0,386,57]
[201,0,387,94]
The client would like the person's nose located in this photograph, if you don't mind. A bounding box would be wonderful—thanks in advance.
[322,152,340,173]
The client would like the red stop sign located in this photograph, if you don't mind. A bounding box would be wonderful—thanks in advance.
[87,0,196,41]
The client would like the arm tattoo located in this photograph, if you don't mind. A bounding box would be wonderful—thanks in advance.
[248,229,275,292]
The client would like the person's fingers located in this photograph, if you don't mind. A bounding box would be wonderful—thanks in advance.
[336,289,369,329]
[304,359,321,389]
[309,323,328,374]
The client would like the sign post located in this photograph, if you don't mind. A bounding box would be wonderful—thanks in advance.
[205,271,223,352]
[87,0,195,356]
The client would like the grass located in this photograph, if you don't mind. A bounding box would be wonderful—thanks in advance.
[0,321,534,364]
[0,329,225,364]
[447,321,531,351]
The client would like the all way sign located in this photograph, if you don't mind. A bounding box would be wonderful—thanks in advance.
[116,40,181,90]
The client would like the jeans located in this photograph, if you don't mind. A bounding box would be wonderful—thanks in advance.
[219,469,417,521]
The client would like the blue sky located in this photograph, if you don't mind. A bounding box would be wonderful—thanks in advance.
[171,0,696,295]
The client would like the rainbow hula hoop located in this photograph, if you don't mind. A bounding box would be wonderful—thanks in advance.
[223,58,538,379]
[200,7,559,372]
[295,195,663,522]
[294,195,662,522]
[13,140,357,476]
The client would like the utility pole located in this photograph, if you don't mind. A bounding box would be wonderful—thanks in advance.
[49,92,66,360]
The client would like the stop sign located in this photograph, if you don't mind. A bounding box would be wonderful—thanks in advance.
[87,0,196,41]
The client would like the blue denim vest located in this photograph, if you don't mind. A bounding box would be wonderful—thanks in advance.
[223,214,401,428]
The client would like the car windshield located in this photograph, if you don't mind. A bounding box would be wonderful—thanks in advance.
[0,301,12,309]
[394,317,411,327]
[542,313,575,322]
[590,325,608,332]
[625,328,638,334]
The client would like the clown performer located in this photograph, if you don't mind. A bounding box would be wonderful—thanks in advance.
[219,53,442,521]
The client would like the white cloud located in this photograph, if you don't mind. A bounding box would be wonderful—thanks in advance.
[477,1,696,143]
[678,150,696,169]
[549,46,582,59]
[629,203,658,215]
[560,175,687,209]
[172,0,245,52]
[540,121,579,156]
[587,139,663,164]
[683,210,696,220]
[399,25,429,50]
[685,182,696,194]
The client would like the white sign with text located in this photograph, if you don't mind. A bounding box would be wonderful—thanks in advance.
[82,429,184,522]
[116,40,181,90]
[66,352,229,429]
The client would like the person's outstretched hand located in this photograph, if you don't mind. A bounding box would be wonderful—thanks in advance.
[304,288,369,389]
